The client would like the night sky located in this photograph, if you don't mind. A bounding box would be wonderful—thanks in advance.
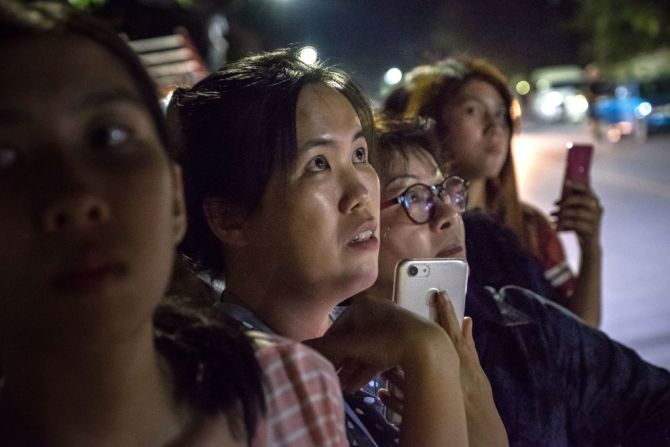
[234,0,583,96]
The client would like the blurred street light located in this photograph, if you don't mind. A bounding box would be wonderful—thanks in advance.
[383,67,403,86]
[297,46,318,65]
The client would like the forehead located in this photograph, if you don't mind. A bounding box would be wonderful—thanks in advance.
[0,35,141,110]
[295,83,361,142]
[385,146,441,183]
[456,79,505,105]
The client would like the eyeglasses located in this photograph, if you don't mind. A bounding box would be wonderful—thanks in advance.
[380,176,468,224]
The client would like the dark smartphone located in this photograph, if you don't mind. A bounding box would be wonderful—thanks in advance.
[561,142,593,199]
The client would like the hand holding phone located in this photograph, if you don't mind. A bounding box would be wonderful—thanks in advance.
[386,258,469,424]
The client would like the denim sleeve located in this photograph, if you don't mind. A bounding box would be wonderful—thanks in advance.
[504,287,670,446]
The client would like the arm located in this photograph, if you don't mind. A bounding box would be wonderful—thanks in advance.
[434,295,509,447]
[252,334,348,447]
[306,294,469,447]
[505,288,670,445]
[551,181,603,326]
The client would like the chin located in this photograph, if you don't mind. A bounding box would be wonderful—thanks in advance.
[343,266,378,298]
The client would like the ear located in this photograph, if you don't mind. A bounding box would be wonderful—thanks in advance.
[169,164,187,245]
[203,197,248,248]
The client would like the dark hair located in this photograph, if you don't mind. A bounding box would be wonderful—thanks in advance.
[402,57,514,143]
[0,1,265,441]
[399,57,529,251]
[158,257,265,441]
[374,116,443,183]
[0,0,173,158]
[169,48,375,275]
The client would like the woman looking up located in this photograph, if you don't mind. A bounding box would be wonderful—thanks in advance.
[170,49,473,447]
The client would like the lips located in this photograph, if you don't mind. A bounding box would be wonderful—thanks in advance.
[348,219,379,250]
[437,244,464,258]
[52,249,126,294]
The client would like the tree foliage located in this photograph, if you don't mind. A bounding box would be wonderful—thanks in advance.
[575,0,670,65]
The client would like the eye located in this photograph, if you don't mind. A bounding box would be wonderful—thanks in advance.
[88,124,132,150]
[306,155,330,172]
[0,146,18,171]
[352,147,368,164]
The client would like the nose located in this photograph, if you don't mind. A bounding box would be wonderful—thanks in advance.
[429,196,460,232]
[42,192,110,233]
[338,169,375,214]
[483,111,506,135]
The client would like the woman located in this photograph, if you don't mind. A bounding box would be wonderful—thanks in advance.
[0,2,346,446]
[397,57,603,327]
[170,49,471,446]
[371,117,670,446]
[368,118,509,447]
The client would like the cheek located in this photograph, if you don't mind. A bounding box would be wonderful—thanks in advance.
[380,216,434,276]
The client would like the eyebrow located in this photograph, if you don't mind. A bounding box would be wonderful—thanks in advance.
[75,88,145,110]
[299,129,365,152]
[459,94,505,109]
[0,88,145,126]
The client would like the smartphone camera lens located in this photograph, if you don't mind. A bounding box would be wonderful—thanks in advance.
[408,265,419,277]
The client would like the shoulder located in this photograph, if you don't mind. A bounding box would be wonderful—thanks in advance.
[249,332,347,447]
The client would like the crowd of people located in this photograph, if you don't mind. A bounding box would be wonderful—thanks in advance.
[1,1,669,446]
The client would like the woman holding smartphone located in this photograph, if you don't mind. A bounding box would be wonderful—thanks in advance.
[0,3,348,445]
[396,57,603,327]
[170,49,477,446]
[371,117,670,446]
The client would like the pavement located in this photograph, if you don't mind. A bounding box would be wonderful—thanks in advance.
[515,118,670,370]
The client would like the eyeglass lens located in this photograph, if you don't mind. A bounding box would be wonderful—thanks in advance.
[403,177,467,223]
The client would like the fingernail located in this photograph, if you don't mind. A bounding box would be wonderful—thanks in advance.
[429,291,438,305]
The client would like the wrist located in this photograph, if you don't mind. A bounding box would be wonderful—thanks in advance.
[401,325,459,378]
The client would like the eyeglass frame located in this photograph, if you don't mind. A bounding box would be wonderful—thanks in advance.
[380,175,469,224]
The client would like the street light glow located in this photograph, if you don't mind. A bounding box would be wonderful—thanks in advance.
[297,46,318,65]
[384,67,403,86]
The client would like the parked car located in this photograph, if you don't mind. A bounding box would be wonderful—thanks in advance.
[529,65,589,124]
[592,76,670,142]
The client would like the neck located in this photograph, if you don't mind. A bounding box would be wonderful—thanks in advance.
[364,281,393,303]
[466,178,487,210]
[0,324,185,447]
[224,276,338,341]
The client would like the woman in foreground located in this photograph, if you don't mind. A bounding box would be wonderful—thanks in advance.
[0,2,346,446]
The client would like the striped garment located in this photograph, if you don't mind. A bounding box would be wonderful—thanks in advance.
[251,332,348,447]
[522,204,577,298]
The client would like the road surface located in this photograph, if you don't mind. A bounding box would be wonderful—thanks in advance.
[514,119,670,370]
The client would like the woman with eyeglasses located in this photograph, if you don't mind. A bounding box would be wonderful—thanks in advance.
[361,118,508,447]
[369,117,670,446]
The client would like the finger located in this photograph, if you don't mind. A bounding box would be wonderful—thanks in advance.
[378,388,405,414]
[434,291,461,341]
[462,316,475,349]
[556,195,601,213]
[382,367,406,388]
[342,362,382,393]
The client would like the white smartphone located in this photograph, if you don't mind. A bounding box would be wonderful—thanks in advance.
[392,258,469,327]
[385,258,469,425]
